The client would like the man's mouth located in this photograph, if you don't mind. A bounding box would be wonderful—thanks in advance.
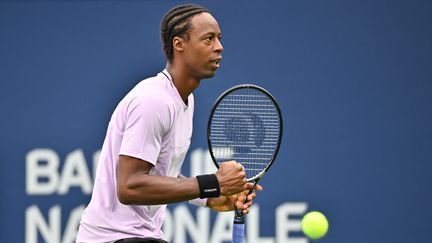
[211,57,222,64]
[210,57,222,68]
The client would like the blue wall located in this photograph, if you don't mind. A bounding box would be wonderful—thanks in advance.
[1,0,431,242]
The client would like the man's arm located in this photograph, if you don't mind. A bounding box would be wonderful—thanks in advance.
[117,155,246,205]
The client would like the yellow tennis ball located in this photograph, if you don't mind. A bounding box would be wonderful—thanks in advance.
[301,211,329,240]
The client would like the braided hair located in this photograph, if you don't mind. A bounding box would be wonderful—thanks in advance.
[160,4,209,61]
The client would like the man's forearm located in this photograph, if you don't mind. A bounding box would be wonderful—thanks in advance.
[118,174,200,205]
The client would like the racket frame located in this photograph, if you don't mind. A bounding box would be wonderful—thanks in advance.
[207,84,283,182]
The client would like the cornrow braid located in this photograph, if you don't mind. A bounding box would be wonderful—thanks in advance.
[160,4,209,61]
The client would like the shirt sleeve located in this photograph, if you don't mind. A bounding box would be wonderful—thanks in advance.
[119,94,173,164]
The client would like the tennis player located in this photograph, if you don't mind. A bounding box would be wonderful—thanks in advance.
[76,4,262,243]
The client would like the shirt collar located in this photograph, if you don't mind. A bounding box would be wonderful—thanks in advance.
[161,69,189,110]
[161,69,172,83]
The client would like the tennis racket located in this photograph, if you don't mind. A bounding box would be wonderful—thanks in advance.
[207,84,283,243]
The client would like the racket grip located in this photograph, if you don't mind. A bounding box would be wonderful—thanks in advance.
[232,216,245,243]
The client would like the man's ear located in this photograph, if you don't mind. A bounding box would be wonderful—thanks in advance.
[173,36,185,53]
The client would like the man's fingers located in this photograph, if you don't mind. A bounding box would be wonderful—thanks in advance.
[237,191,247,203]
[232,182,264,215]
[243,183,263,191]
[232,183,263,213]
[237,163,244,171]
[247,192,257,201]
[236,200,245,210]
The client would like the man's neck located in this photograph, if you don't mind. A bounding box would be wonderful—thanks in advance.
[165,63,200,102]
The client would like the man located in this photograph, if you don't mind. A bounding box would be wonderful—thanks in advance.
[76,4,261,243]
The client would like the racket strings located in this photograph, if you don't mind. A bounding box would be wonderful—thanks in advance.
[209,87,281,180]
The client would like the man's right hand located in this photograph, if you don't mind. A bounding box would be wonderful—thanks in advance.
[215,161,247,196]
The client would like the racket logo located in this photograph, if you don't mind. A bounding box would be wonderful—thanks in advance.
[223,112,265,152]
[248,113,265,148]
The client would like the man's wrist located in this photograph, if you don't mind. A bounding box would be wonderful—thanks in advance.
[196,174,220,198]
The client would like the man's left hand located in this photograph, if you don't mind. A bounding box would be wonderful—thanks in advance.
[207,183,263,214]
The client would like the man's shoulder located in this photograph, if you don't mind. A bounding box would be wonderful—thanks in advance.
[120,73,177,110]
[130,73,173,99]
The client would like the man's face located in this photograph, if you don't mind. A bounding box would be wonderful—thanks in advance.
[181,12,223,79]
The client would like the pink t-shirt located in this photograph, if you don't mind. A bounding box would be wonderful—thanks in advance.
[76,70,193,242]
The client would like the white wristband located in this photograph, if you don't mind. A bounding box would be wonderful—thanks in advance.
[189,198,208,207]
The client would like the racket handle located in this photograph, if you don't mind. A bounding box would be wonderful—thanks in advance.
[232,180,258,243]
[232,214,245,243]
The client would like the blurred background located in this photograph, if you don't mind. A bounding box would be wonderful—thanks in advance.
[1,0,431,242]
